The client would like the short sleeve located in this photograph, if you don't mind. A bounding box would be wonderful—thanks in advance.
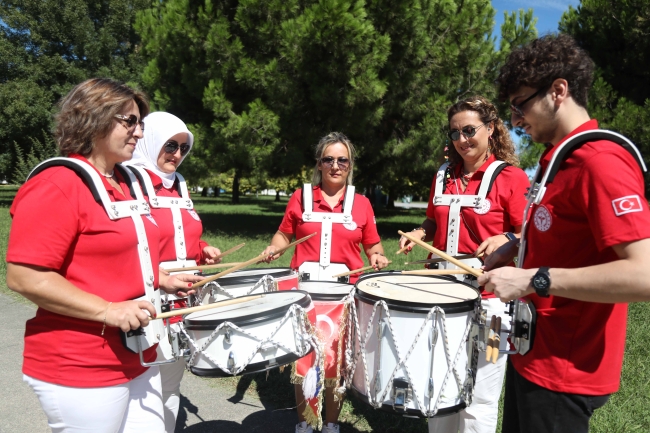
[577,146,650,250]
[360,196,381,245]
[278,190,302,235]
[502,167,531,227]
[7,175,80,270]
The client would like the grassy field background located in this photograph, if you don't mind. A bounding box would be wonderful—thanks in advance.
[1,185,649,432]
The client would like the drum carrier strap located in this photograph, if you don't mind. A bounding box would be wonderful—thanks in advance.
[517,129,647,267]
[127,165,193,262]
[302,183,356,267]
[432,160,506,259]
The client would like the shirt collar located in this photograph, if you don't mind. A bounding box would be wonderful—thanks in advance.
[312,184,345,209]
[539,119,599,170]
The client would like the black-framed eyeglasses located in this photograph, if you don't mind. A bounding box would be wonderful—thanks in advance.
[114,114,144,132]
[163,140,191,156]
[510,87,546,117]
[447,122,488,141]
[320,156,350,171]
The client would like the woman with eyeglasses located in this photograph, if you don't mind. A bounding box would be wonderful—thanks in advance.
[263,132,389,433]
[398,96,530,433]
[124,111,222,433]
[6,78,203,432]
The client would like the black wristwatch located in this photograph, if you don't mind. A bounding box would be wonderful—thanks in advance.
[531,267,551,297]
[503,232,517,242]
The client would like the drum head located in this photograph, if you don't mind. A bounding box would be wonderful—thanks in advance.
[184,291,311,330]
[355,271,479,313]
[300,280,353,301]
[213,268,294,287]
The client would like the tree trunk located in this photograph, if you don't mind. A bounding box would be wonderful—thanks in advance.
[201,187,208,197]
[275,190,280,201]
[232,170,241,204]
[385,189,396,209]
[215,187,220,197]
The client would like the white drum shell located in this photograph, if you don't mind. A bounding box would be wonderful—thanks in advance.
[200,268,299,304]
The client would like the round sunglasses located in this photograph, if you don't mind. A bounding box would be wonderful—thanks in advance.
[163,140,191,156]
[114,114,144,132]
[447,122,488,141]
[320,156,350,171]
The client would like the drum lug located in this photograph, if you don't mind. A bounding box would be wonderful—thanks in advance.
[227,351,236,372]
[224,327,232,345]
[391,377,412,412]
[302,272,311,281]
[337,276,350,283]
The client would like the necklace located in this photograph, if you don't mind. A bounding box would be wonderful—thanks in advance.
[100,170,114,178]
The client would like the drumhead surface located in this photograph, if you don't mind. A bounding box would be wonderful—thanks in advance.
[212,268,294,286]
[300,281,352,295]
[184,291,311,329]
[355,272,479,313]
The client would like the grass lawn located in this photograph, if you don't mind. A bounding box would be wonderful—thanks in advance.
[1,186,649,432]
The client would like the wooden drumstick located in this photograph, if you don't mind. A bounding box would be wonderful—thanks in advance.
[398,231,483,278]
[395,244,411,255]
[401,269,471,276]
[192,253,268,289]
[155,295,263,320]
[332,261,393,278]
[163,243,246,273]
[405,253,484,265]
[164,262,243,273]
[263,232,317,261]
[491,316,502,364]
[486,315,497,362]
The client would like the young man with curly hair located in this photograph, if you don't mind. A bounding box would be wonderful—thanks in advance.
[478,34,650,433]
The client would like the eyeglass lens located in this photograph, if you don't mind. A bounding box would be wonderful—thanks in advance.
[321,156,350,170]
[448,125,481,141]
[164,140,190,156]
[116,114,145,131]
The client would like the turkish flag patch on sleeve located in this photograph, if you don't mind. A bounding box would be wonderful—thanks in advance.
[612,195,643,216]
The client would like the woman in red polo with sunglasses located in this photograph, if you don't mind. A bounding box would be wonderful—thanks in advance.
[399,96,530,433]
[263,132,389,433]
[125,111,222,433]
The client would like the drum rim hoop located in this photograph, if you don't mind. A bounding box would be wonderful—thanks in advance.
[184,291,312,329]
[299,280,353,299]
[210,267,295,286]
[189,349,311,377]
[347,386,467,418]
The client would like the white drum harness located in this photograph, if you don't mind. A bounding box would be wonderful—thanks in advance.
[432,161,507,280]
[27,158,175,367]
[299,183,356,281]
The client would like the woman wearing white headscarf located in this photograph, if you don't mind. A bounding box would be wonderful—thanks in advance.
[125,111,221,432]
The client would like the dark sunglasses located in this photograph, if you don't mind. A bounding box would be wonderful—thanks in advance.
[320,156,350,171]
[447,122,488,141]
[510,87,546,117]
[163,140,191,156]
[114,114,144,131]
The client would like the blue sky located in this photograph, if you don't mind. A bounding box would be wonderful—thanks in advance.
[492,0,580,37]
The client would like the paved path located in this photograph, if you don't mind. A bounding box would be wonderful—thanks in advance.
[0,293,296,433]
[393,201,428,209]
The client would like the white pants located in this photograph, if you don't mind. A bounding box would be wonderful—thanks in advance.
[159,355,185,433]
[24,366,165,433]
[428,297,510,433]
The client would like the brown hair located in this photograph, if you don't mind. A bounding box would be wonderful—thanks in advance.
[55,78,149,156]
[312,132,357,185]
[496,34,594,108]
[447,95,519,167]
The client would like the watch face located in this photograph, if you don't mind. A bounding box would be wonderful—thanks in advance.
[534,274,550,290]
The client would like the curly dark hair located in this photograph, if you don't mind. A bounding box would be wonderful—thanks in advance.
[496,34,594,108]
[447,95,519,167]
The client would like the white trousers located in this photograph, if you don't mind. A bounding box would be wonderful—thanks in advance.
[24,366,165,433]
[159,354,185,433]
[428,297,510,433]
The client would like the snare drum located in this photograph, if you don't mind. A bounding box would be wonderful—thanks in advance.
[183,291,314,377]
[196,268,300,305]
[288,280,352,301]
[348,272,480,418]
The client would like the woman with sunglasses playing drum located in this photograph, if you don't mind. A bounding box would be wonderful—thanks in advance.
[124,111,222,433]
[263,132,389,433]
[6,79,203,433]
[399,96,530,433]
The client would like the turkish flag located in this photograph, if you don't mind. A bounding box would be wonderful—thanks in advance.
[612,195,643,216]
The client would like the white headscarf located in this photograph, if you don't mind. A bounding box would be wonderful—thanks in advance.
[126,111,194,189]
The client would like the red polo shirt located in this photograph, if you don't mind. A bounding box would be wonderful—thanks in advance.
[278,185,381,283]
[7,156,159,387]
[145,170,209,264]
[426,155,530,298]
[513,119,650,395]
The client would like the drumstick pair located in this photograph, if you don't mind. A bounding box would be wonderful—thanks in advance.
[485,315,501,364]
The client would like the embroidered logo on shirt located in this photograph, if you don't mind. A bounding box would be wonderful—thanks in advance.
[344,221,358,231]
[612,195,643,216]
[187,209,201,221]
[473,199,491,215]
[145,214,158,227]
[533,205,552,232]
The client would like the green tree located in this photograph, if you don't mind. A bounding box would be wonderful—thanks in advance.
[0,0,149,182]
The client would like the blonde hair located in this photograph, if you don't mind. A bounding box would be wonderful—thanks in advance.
[55,78,149,156]
[311,132,356,185]
[446,95,519,167]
